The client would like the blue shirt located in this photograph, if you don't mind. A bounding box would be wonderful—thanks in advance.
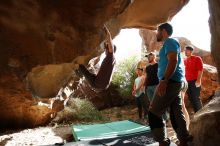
[157,38,185,82]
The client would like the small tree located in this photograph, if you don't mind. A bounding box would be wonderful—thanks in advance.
[112,56,139,97]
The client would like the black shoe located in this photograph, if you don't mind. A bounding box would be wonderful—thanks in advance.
[159,138,171,146]
[76,64,86,77]
[178,135,193,146]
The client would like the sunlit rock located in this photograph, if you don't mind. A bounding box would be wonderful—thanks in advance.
[0,0,188,70]
[26,63,75,98]
[201,64,219,102]
[0,74,54,128]
[190,96,220,146]
[208,0,220,80]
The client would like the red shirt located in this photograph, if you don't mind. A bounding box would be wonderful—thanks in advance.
[184,56,203,81]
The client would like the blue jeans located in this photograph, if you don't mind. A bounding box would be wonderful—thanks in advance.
[146,85,157,102]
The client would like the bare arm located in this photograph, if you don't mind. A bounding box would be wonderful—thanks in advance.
[103,25,114,53]
[140,76,146,91]
[196,58,203,87]
[196,70,203,87]
[133,83,136,91]
[135,76,145,91]
[197,70,203,81]
[132,83,136,96]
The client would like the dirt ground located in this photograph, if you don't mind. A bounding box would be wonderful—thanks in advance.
[0,104,179,146]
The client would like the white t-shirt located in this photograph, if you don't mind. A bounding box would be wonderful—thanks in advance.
[134,76,145,97]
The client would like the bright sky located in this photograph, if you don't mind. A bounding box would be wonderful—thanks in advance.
[113,29,142,61]
[113,0,210,61]
[171,0,210,51]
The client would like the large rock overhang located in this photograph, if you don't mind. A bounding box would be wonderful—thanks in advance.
[0,0,189,71]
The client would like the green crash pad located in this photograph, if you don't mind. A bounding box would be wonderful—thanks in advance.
[72,120,150,141]
[70,120,177,146]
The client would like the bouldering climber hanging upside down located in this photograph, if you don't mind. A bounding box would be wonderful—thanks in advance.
[75,25,116,90]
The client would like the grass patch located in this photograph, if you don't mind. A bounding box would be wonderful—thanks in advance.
[51,98,108,124]
[74,98,105,121]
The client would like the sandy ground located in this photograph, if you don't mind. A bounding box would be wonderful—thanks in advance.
[0,105,179,146]
[0,125,72,146]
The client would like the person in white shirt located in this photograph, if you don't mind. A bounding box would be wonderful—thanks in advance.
[132,68,148,120]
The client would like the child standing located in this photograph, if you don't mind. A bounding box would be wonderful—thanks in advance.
[132,68,148,120]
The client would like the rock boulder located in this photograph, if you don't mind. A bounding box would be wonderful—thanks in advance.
[26,63,76,98]
[190,96,220,146]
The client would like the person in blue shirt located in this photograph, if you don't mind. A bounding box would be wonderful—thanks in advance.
[148,23,192,146]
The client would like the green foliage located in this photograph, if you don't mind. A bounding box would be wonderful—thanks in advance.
[112,56,139,97]
[74,98,105,121]
[51,98,108,124]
